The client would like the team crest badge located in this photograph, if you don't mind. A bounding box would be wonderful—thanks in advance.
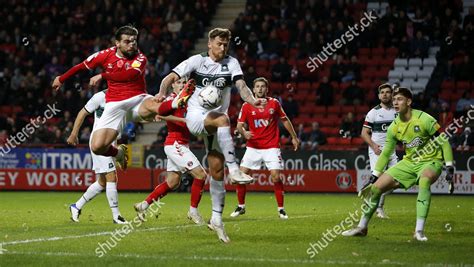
[251,111,256,115]
[187,161,193,167]
[269,108,275,114]
[117,60,124,68]
[221,64,229,72]
[414,125,420,132]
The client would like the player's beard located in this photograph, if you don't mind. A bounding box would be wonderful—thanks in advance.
[121,48,138,59]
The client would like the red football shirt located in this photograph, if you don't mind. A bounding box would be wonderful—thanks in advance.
[163,93,190,145]
[237,97,287,149]
[83,46,147,102]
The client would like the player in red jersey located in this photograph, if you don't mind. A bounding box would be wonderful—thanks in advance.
[133,78,208,225]
[231,77,300,219]
[52,25,194,169]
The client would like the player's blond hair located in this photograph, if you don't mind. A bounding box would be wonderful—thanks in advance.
[208,28,231,40]
[253,77,269,87]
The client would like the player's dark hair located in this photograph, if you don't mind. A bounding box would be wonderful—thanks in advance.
[115,25,138,40]
[393,87,413,99]
[378,83,392,93]
[253,77,269,87]
[208,28,231,40]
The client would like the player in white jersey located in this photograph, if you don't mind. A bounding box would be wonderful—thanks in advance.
[360,83,398,218]
[156,28,267,243]
[67,90,127,224]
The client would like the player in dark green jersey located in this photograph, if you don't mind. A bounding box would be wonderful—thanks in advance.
[343,87,455,241]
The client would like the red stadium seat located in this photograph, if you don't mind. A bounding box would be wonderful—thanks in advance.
[385,47,399,57]
[352,137,365,146]
[371,47,385,57]
[297,82,312,91]
[358,48,370,57]
[327,106,341,114]
[355,105,370,114]
[255,60,268,69]
[312,106,326,114]
[327,137,338,145]
[456,81,470,91]
[341,106,355,114]
[441,81,455,92]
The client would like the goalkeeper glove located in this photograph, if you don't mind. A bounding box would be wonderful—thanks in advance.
[446,165,455,194]
[358,174,378,199]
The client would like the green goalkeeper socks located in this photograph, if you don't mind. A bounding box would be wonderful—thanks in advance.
[362,185,382,220]
[416,177,432,219]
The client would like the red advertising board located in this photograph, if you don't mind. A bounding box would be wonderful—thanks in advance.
[0,169,357,193]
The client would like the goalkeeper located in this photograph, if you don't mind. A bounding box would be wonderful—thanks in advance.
[342,87,455,241]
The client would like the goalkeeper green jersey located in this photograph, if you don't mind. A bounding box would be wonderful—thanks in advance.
[375,109,445,173]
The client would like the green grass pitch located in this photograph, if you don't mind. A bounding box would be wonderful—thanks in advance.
[0,191,473,266]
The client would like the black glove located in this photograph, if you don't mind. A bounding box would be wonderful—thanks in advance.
[445,166,454,181]
[358,174,379,198]
[446,166,455,194]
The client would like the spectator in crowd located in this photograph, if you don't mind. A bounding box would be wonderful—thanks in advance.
[271,56,291,82]
[245,32,264,59]
[330,55,346,82]
[282,95,299,120]
[316,76,334,106]
[453,55,474,81]
[344,55,361,82]
[306,122,326,150]
[410,30,430,58]
[341,80,364,105]
[456,91,474,116]
[453,127,474,150]
[296,123,307,144]
[340,112,361,138]
[244,66,258,87]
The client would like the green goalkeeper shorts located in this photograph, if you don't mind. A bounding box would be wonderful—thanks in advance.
[385,159,443,189]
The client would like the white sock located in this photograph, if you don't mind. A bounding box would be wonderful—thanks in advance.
[140,201,150,210]
[106,182,120,219]
[216,127,239,173]
[378,193,386,208]
[278,207,284,211]
[210,177,225,224]
[238,204,245,208]
[358,216,369,229]
[76,181,104,210]
[415,218,425,232]
[189,206,198,213]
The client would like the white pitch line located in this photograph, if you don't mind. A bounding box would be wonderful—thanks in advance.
[1,215,317,247]
[3,250,408,265]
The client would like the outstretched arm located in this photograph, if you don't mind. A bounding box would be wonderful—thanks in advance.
[52,63,89,91]
[67,108,91,146]
[235,79,266,108]
[156,72,180,100]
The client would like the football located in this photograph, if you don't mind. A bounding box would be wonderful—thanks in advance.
[198,85,222,109]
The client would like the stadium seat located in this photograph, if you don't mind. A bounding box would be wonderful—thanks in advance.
[423,58,437,67]
[327,106,341,114]
[371,47,385,57]
[341,106,355,114]
[338,138,351,145]
[456,81,470,91]
[388,69,402,80]
[297,82,312,91]
[441,80,455,91]
[352,137,365,146]
[417,68,433,79]
[428,46,440,57]
[401,78,415,87]
[402,70,417,79]
[385,47,399,57]
[408,58,422,68]
[355,105,369,114]
[394,58,408,69]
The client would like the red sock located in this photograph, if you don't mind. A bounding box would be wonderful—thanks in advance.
[145,182,171,204]
[190,178,205,208]
[237,184,247,205]
[273,181,284,208]
[102,146,118,157]
[158,100,173,116]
